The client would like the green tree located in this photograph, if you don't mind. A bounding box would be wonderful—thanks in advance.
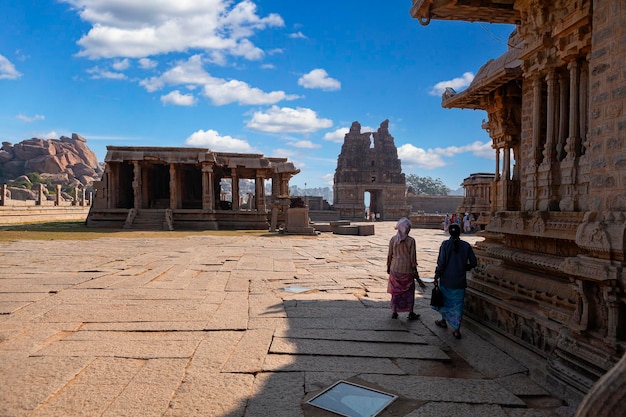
[406,174,450,195]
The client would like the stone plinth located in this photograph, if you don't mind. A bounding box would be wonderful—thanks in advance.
[284,208,316,235]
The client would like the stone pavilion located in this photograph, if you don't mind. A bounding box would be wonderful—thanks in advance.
[86,146,300,230]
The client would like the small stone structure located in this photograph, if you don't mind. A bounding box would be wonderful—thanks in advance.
[333,120,411,220]
[457,172,495,229]
[87,146,300,230]
[410,0,626,404]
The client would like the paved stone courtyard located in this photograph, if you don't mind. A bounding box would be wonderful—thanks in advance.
[0,223,577,416]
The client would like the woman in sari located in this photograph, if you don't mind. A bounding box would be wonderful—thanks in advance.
[387,217,422,320]
[432,223,477,338]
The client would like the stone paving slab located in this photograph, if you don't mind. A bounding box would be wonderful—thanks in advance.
[405,402,510,417]
[270,337,450,360]
[0,354,91,416]
[361,374,526,406]
[275,327,427,343]
[29,357,145,417]
[164,372,254,417]
[263,354,406,374]
[32,331,202,359]
[245,372,305,417]
[420,308,528,378]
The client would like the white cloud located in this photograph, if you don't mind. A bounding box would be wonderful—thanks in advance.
[112,58,130,71]
[86,66,126,80]
[17,114,45,122]
[398,144,447,169]
[140,55,213,92]
[298,69,340,91]
[184,129,255,153]
[161,90,197,106]
[246,106,333,133]
[33,131,59,139]
[287,140,320,149]
[138,58,157,69]
[288,31,306,39]
[140,54,297,105]
[62,0,284,60]
[429,72,474,96]
[0,54,22,79]
[322,173,334,186]
[204,79,298,106]
[271,148,296,158]
[323,127,349,143]
[398,140,493,169]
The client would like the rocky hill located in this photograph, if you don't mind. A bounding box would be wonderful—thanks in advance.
[0,134,103,200]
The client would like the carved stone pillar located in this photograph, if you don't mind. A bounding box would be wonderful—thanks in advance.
[566,60,580,159]
[132,161,142,210]
[580,58,589,153]
[557,73,569,160]
[538,71,559,210]
[255,174,266,212]
[525,77,543,210]
[495,148,501,181]
[202,165,214,211]
[1,183,7,206]
[543,71,557,163]
[37,183,45,206]
[55,184,61,206]
[169,163,177,210]
[108,163,117,209]
[560,60,581,212]
[532,77,543,162]
[503,146,511,180]
[231,168,239,211]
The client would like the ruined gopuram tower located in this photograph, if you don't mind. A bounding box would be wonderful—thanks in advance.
[333,120,411,220]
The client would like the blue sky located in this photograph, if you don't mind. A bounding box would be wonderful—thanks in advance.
[0,0,514,191]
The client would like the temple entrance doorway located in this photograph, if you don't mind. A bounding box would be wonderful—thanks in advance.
[366,189,383,220]
[117,162,134,209]
[146,164,170,209]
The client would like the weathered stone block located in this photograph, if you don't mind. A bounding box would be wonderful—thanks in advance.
[358,224,375,236]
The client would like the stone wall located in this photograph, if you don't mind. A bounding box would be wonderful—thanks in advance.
[407,194,463,214]
[588,0,626,211]
[0,206,90,225]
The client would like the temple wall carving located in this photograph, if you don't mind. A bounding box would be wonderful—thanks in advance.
[410,0,626,402]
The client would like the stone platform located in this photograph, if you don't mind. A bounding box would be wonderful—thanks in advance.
[0,223,578,416]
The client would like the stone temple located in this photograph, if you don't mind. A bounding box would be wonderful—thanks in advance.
[410,0,626,409]
[86,146,300,230]
[333,120,411,220]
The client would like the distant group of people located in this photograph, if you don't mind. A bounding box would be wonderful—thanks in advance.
[387,217,477,339]
[366,212,380,222]
[443,212,474,234]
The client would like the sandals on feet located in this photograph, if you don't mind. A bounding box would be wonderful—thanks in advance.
[435,319,447,328]
[407,312,420,321]
[391,312,398,319]
[452,330,462,339]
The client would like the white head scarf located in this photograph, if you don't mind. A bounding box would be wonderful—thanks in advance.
[393,217,412,243]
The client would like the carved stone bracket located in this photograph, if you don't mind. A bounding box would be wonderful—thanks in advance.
[576,212,626,258]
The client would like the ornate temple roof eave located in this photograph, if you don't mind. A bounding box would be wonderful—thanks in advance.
[410,0,520,26]
[441,59,523,109]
